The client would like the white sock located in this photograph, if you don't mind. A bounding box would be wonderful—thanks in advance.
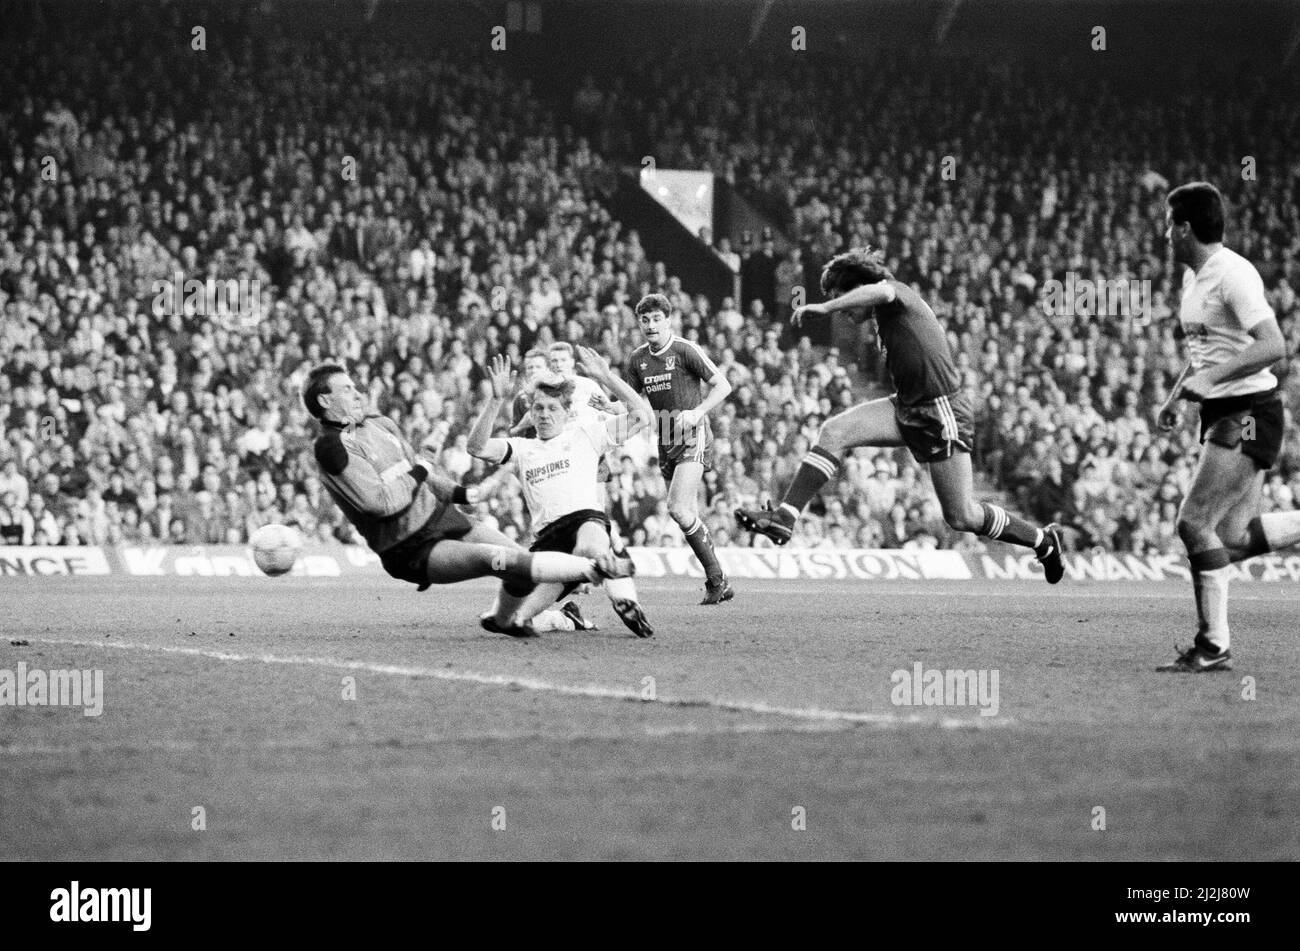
[509,581,564,625]
[530,609,575,633]
[604,576,638,602]
[779,503,800,520]
[1259,510,1300,551]
[530,551,597,583]
[1198,566,1231,651]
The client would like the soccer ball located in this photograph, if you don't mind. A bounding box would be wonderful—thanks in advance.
[250,524,302,577]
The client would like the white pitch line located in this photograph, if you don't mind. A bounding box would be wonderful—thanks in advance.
[22,637,1005,730]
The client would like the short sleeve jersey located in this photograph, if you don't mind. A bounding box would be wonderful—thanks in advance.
[504,415,614,532]
[1178,247,1277,399]
[626,336,718,449]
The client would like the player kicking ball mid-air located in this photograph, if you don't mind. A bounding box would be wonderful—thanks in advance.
[468,348,655,637]
[1154,181,1295,673]
[735,248,1065,582]
[627,293,735,605]
[303,363,634,638]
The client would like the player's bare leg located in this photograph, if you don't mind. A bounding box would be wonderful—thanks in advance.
[1213,466,1300,565]
[669,459,732,605]
[421,522,634,638]
[504,523,651,636]
[926,452,1064,584]
[736,397,901,545]
[1160,444,1261,671]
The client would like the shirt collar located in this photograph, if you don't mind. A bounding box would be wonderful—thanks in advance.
[650,335,676,359]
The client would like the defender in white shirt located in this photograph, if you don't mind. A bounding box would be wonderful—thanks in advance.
[1156,181,1297,672]
[468,347,655,637]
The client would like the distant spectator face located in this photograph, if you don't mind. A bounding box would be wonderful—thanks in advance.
[523,352,549,381]
[548,345,575,376]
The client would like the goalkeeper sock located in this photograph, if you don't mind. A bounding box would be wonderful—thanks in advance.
[780,446,841,518]
[492,577,534,626]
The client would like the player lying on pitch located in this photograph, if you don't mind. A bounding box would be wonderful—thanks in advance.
[1154,181,1296,673]
[467,347,655,637]
[735,248,1065,583]
[303,363,634,638]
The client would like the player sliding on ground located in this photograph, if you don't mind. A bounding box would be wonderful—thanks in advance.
[468,348,655,637]
[735,248,1065,583]
[1154,182,1295,673]
[302,363,634,639]
[627,293,735,605]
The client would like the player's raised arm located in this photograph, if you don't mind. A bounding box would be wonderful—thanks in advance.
[576,344,649,442]
[793,280,898,327]
[467,355,515,464]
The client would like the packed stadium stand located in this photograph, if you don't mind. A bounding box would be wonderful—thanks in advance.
[2,0,1298,555]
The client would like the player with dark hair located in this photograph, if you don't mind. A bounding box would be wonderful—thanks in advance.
[509,348,552,436]
[468,349,655,636]
[627,293,735,605]
[1154,181,1294,672]
[302,363,634,638]
[735,248,1065,582]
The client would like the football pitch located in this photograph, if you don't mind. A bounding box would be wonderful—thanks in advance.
[2,575,1297,861]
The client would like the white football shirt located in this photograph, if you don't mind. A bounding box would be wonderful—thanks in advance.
[1179,247,1277,399]
[506,415,615,532]
[568,374,605,413]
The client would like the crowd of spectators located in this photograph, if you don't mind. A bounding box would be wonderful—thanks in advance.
[3,5,1299,557]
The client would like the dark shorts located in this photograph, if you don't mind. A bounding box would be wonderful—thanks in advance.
[1198,388,1283,470]
[530,509,609,554]
[657,440,713,484]
[891,391,975,464]
[379,505,475,588]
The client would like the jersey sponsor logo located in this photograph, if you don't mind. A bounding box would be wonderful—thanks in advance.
[643,370,674,394]
[523,458,571,483]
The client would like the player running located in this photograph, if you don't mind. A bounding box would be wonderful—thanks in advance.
[734,248,1065,582]
[626,293,735,605]
[467,348,655,637]
[1154,181,1294,673]
[303,363,634,639]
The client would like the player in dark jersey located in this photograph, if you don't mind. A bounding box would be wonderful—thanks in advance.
[626,293,736,604]
[303,363,634,638]
[734,248,1065,583]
